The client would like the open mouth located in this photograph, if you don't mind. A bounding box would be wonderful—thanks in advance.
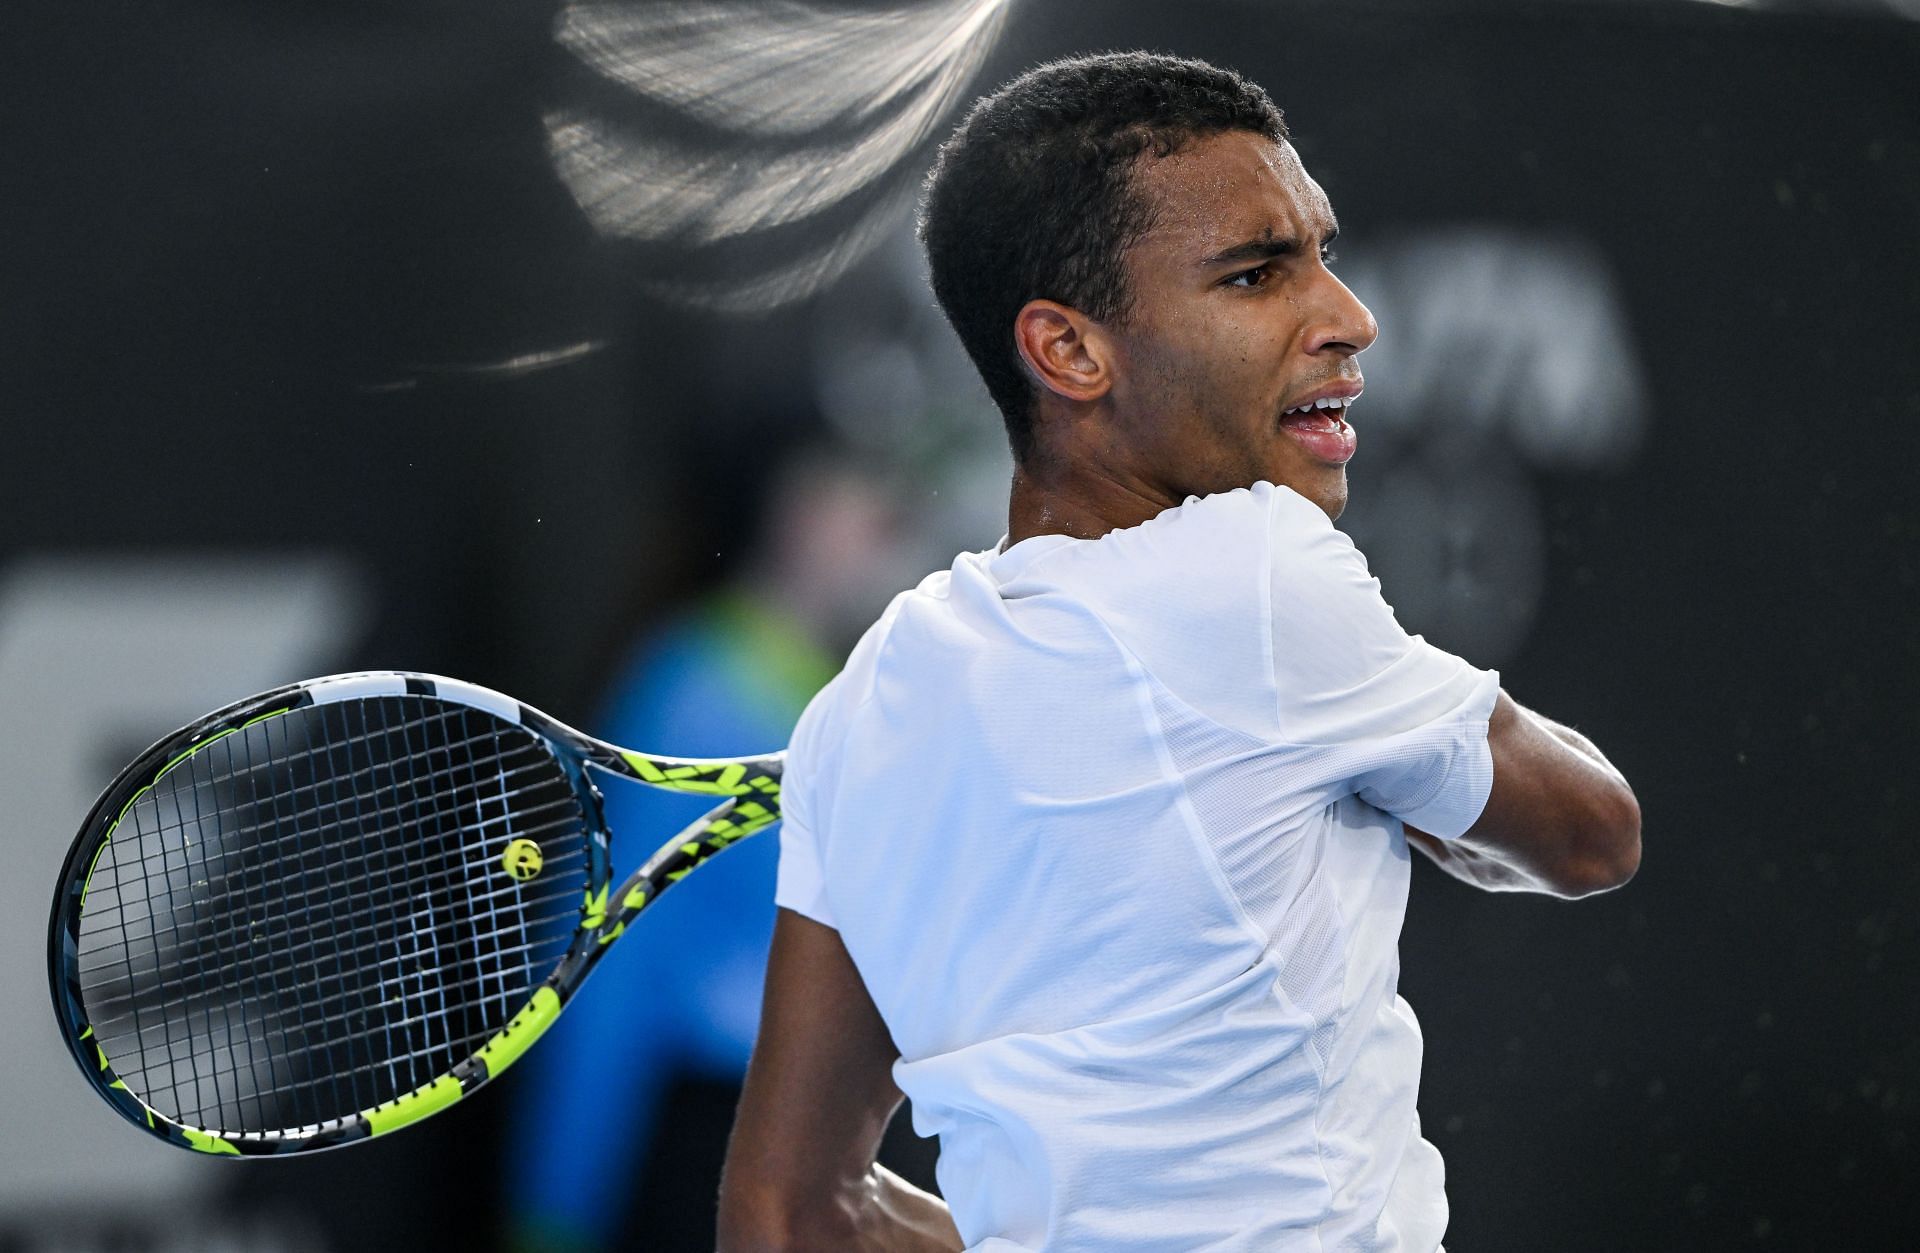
[1279,395,1356,464]
[1282,395,1352,419]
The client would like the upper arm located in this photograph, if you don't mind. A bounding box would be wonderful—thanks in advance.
[1261,494,1638,895]
[1265,493,1501,833]
[718,908,904,1251]
[1449,690,1642,898]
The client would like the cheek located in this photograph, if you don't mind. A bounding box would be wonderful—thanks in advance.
[1144,318,1263,396]
[1120,306,1284,439]
[1121,334,1201,412]
[1198,331,1285,428]
[1192,311,1277,380]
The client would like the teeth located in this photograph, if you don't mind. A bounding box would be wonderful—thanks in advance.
[1287,396,1351,415]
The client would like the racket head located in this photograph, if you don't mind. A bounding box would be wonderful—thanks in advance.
[48,672,613,1155]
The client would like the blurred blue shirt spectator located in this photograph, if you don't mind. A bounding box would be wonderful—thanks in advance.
[504,592,836,1251]
[504,452,907,1251]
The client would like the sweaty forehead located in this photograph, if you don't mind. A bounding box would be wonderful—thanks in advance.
[1130,133,1336,260]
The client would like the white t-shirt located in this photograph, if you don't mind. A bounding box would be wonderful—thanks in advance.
[776,481,1499,1252]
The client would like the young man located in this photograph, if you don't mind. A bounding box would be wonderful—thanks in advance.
[718,52,1640,1252]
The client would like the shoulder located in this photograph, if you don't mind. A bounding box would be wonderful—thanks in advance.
[1000,482,1282,598]
[990,484,1293,735]
[1265,491,1379,609]
[1106,479,1288,567]
[786,567,949,767]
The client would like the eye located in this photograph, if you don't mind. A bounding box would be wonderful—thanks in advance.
[1224,265,1271,289]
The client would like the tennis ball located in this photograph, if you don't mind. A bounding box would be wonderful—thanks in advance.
[502,838,544,882]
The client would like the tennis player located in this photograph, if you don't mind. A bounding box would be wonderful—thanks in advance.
[717,52,1640,1252]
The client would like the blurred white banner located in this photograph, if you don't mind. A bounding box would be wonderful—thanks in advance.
[0,556,365,1209]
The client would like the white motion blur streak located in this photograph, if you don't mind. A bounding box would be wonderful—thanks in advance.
[635,178,924,313]
[547,107,946,245]
[557,0,1009,135]
[545,0,1011,285]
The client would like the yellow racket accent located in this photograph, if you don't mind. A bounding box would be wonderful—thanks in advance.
[363,1076,463,1138]
[180,1127,241,1155]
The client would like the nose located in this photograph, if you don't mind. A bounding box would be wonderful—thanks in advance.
[1303,272,1379,358]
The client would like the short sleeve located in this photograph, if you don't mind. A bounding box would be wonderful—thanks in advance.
[772,682,839,928]
[1265,487,1500,839]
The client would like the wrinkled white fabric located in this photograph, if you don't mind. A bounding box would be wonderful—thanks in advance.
[778,482,1497,1251]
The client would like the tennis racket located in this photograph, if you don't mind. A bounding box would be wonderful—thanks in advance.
[47,670,783,1155]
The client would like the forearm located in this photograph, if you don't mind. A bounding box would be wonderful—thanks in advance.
[1410,693,1640,899]
[1537,714,1630,787]
[850,1164,964,1252]
[1404,825,1539,892]
[719,912,962,1253]
[722,1165,961,1253]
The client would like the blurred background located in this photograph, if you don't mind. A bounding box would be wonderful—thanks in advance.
[3,0,1916,1248]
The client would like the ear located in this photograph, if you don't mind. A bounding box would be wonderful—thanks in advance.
[1013,300,1113,405]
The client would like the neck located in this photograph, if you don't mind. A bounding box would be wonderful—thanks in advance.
[1004,456,1177,547]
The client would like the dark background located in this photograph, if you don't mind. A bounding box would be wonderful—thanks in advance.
[4,0,1916,1249]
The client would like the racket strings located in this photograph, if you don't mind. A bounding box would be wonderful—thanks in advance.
[74,794,587,968]
[77,775,562,1026]
[78,851,589,1015]
[79,866,588,1043]
[83,898,583,1047]
[86,720,573,1128]
[120,702,560,1135]
[75,697,591,1135]
[76,720,557,901]
[81,912,587,1122]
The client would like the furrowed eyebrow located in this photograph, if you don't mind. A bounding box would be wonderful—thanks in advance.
[1201,235,1298,268]
[1200,221,1341,269]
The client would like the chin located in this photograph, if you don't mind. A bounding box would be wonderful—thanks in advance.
[1270,468,1347,521]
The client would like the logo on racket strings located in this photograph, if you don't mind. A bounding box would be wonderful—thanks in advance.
[502,838,545,882]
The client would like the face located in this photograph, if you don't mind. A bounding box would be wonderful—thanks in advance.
[1099,132,1377,520]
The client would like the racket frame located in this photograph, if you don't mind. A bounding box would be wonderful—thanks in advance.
[47,671,783,1156]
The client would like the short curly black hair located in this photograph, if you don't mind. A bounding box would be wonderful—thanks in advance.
[918,52,1287,461]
